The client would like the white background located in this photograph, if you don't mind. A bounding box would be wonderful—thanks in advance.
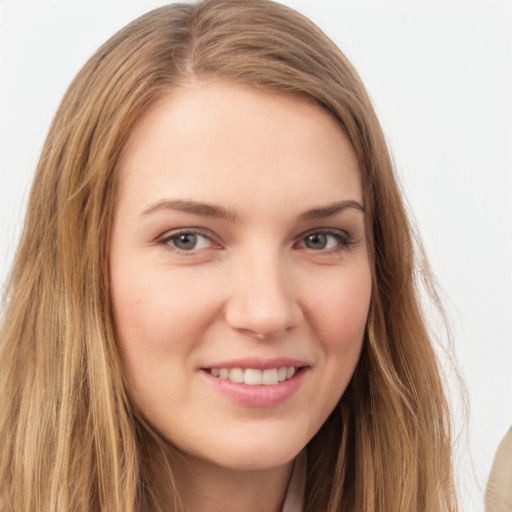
[1,1,511,510]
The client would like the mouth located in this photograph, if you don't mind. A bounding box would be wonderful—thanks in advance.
[206,366,303,386]
[201,360,308,406]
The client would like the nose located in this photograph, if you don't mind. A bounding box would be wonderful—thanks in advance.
[224,251,303,339]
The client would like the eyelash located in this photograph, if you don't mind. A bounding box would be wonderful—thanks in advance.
[156,228,354,255]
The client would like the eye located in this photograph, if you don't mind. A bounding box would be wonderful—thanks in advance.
[303,232,335,250]
[297,229,353,252]
[158,230,215,252]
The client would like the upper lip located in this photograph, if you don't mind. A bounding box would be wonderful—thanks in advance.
[201,357,310,370]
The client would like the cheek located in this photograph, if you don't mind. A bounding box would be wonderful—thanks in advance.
[294,264,371,439]
[109,268,215,418]
[110,272,186,402]
[310,264,372,353]
[111,264,218,351]
[109,263,230,412]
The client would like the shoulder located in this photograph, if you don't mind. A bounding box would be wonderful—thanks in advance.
[485,426,512,512]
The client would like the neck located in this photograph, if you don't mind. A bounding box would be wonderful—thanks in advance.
[171,453,294,512]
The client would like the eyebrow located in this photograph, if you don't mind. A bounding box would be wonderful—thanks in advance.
[141,198,364,222]
[298,200,365,221]
[141,199,240,222]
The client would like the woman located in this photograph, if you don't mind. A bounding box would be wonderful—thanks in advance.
[0,1,458,510]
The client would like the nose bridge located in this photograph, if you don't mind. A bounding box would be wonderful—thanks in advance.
[225,243,302,337]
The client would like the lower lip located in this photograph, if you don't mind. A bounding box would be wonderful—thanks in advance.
[201,368,307,407]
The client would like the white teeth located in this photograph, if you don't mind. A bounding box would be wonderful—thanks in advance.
[228,368,244,383]
[244,368,262,385]
[209,366,298,385]
[286,367,296,379]
[262,368,278,385]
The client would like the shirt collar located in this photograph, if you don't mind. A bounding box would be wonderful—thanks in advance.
[282,449,307,512]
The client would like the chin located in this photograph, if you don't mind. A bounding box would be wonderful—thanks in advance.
[167,427,305,473]
[200,431,308,471]
[210,450,300,472]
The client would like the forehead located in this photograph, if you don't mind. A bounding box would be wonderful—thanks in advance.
[116,80,362,216]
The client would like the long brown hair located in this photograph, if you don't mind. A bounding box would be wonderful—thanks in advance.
[0,1,458,510]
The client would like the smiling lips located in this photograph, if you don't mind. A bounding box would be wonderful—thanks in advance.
[204,364,306,407]
[202,359,308,406]
[208,366,298,385]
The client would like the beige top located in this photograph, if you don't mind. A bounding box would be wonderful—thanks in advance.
[282,450,307,512]
[485,426,512,512]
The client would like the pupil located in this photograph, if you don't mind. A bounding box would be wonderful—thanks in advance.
[174,233,197,250]
[306,233,327,250]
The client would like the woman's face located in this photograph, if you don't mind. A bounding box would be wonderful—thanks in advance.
[110,80,372,471]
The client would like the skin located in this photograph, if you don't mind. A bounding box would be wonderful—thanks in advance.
[110,80,372,512]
